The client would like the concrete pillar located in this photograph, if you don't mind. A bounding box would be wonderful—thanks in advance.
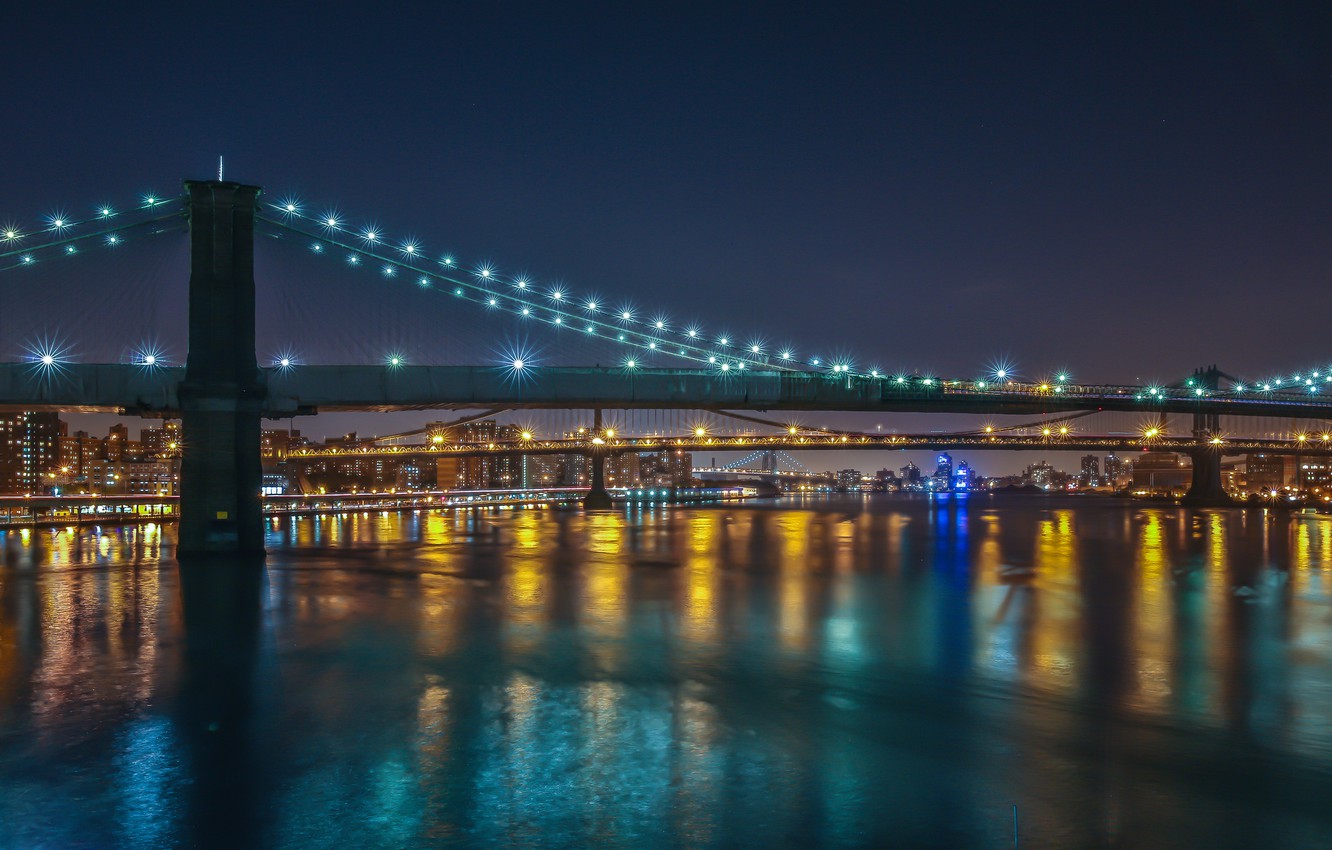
[584,409,614,509]
[1182,366,1230,506]
[1184,449,1229,506]
[177,181,267,557]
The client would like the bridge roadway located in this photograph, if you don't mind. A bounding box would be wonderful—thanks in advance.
[285,431,1332,460]
[5,363,1332,419]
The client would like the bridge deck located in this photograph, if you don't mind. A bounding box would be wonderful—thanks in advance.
[4,363,1332,419]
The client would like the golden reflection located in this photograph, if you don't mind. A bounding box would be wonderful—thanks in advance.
[1027,510,1078,690]
[682,514,718,643]
[414,679,450,774]
[1131,512,1171,710]
[583,514,627,648]
[778,512,812,649]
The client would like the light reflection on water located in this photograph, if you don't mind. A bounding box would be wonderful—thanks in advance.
[2,497,1332,847]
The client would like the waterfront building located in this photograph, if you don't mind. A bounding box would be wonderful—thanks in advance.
[0,412,61,494]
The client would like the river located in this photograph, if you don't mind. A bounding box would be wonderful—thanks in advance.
[1,495,1331,848]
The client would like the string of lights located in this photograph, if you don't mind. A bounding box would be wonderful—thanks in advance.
[257,200,807,374]
[0,194,186,272]
[256,194,1332,401]
[1,187,1329,404]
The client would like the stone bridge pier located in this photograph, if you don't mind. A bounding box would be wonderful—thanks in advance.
[1182,365,1231,506]
[177,181,267,557]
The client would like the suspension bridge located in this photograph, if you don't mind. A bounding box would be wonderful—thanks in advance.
[2,179,1330,556]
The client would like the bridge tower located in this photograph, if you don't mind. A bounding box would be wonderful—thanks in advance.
[584,408,614,509]
[1183,365,1230,506]
[177,181,267,556]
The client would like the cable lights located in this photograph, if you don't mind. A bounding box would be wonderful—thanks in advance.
[3,188,1327,409]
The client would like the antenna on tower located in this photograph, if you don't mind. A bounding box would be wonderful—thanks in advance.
[218,156,224,182]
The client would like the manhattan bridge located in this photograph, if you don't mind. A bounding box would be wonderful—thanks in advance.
[2,180,1330,555]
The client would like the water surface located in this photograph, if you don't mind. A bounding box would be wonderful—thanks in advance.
[2,495,1332,848]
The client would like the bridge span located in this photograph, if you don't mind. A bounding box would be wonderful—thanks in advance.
[5,362,1332,420]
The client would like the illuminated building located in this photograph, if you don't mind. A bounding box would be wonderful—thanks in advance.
[1080,454,1100,487]
[1104,453,1124,487]
[1132,452,1191,493]
[899,462,921,485]
[931,453,952,489]
[0,412,61,494]
[1246,453,1293,491]
[141,420,182,458]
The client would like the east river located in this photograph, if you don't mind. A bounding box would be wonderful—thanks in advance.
[2,496,1332,848]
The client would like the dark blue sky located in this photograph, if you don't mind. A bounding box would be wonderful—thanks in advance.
[2,2,1330,471]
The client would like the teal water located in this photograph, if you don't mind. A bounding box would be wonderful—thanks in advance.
[2,496,1331,848]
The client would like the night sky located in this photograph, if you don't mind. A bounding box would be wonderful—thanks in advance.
[2,2,1330,473]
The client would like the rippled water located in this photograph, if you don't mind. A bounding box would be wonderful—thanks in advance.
[2,495,1332,848]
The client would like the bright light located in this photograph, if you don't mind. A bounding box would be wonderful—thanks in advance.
[419,276,429,287]
[442,256,454,265]
[604,429,615,438]
[621,310,632,320]
[625,359,637,369]
[280,358,291,367]
[551,290,563,300]
[512,358,525,370]
[719,337,729,346]
[401,242,418,255]
[479,268,491,278]
[325,216,340,228]
[780,350,792,359]
[488,298,498,306]
[687,329,699,338]
[655,320,665,330]
[363,230,379,242]
[99,207,112,217]
[1056,374,1067,382]
[143,194,157,206]
[521,307,530,316]
[586,300,598,311]
[721,363,730,371]
[143,355,156,365]
[995,369,1007,379]
[695,427,707,437]
[1,229,19,242]
[521,431,532,441]
[554,317,563,325]
[41,355,54,366]
[515,279,528,289]
[285,203,297,212]
[708,356,716,364]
